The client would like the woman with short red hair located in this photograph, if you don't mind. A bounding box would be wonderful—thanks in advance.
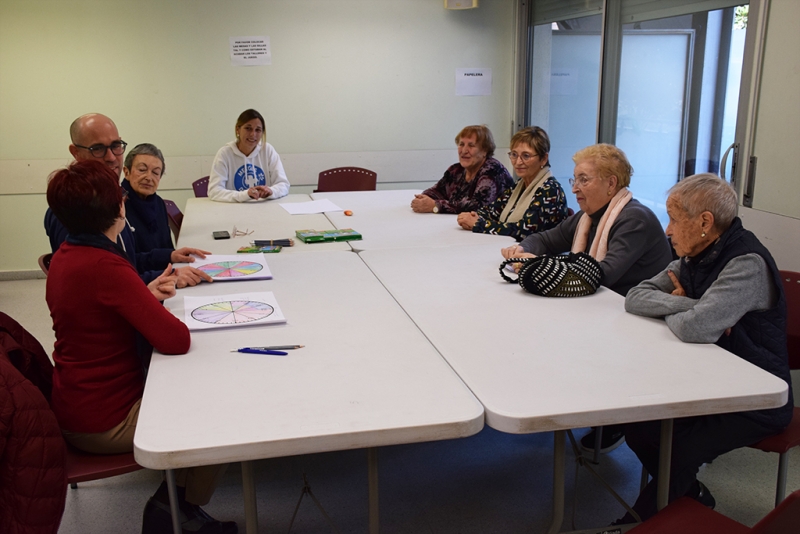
[46,160,236,534]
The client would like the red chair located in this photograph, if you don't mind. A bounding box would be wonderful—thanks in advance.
[163,199,184,241]
[628,488,800,534]
[314,167,377,193]
[38,253,53,276]
[66,443,140,489]
[192,176,210,198]
[748,270,800,506]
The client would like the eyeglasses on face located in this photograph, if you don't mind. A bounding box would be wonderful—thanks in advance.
[74,140,127,158]
[508,151,539,163]
[569,175,597,188]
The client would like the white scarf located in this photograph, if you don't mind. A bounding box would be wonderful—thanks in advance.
[571,188,632,262]
[499,167,553,224]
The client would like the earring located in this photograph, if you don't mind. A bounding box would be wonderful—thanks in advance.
[608,190,612,196]
[701,232,707,238]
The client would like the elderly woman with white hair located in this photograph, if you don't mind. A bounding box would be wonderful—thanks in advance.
[619,173,793,524]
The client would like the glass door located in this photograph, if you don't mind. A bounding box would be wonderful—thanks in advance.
[525,0,749,225]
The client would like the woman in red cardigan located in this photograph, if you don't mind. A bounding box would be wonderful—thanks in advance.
[46,160,236,534]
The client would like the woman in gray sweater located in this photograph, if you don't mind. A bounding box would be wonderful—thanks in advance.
[620,173,793,524]
[501,144,673,454]
[501,143,672,297]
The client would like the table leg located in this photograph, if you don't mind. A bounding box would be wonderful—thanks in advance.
[656,419,674,511]
[546,430,566,534]
[241,461,259,534]
[165,469,181,534]
[368,447,379,534]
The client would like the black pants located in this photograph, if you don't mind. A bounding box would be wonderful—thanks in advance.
[623,412,777,521]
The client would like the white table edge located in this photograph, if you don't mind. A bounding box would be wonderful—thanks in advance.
[134,409,484,470]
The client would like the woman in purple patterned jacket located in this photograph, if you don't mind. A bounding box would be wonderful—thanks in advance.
[410,125,513,215]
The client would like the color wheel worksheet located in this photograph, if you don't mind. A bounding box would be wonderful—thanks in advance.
[181,291,286,331]
[192,254,273,281]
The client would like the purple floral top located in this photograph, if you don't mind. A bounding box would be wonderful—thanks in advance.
[422,157,514,214]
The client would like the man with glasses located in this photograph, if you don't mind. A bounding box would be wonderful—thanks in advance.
[45,113,211,288]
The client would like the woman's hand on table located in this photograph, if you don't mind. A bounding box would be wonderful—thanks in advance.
[149,264,178,301]
[457,211,479,230]
[410,194,436,213]
[248,186,272,200]
[501,245,527,259]
[170,247,211,263]
[174,266,213,288]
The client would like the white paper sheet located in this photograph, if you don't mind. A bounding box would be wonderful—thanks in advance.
[280,199,343,215]
[230,36,271,66]
[182,291,286,331]
[455,68,492,96]
[190,254,272,281]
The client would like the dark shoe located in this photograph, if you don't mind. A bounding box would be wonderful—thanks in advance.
[687,480,716,509]
[142,497,238,534]
[580,427,626,454]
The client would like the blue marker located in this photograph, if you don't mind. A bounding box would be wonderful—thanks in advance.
[231,348,288,356]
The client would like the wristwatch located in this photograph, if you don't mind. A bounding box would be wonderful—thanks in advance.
[432,204,439,214]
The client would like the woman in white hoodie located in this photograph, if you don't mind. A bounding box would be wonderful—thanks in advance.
[208,109,290,202]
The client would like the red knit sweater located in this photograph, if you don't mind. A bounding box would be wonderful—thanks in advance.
[46,242,190,433]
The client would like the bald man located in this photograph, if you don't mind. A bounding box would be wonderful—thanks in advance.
[45,113,211,288]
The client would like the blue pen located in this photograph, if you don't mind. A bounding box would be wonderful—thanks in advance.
[231,348,288,356]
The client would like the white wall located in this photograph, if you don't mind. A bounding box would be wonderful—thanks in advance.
[0,0,516,273]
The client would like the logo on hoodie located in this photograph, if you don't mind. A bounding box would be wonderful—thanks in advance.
[233,163,266,190]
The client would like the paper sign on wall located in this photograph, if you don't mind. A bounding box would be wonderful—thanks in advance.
[230,36,271,66]
[455,68,492,96]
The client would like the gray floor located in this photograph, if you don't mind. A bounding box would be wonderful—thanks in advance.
[2,278,798,533]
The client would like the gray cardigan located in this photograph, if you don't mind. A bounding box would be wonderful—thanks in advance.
[518,199,672,296]
[624,255,776,343]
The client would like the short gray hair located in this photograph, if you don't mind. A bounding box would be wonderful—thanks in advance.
[668,173,737,231]
[124,143,165,175]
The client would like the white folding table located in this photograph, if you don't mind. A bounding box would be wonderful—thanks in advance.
[359,243,789,533]
[177,195,351,253]
[311,190,517,251]
[133,251,484,534]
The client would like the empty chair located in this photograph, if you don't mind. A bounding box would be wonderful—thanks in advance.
[38,253,53,276]
[162,199,184,241]
[193,176,210,197]
[315,167,377,193]
[628,488,800,534]
[748,270,800,506]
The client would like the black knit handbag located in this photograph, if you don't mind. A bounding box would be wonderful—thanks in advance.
[499,252,603,297]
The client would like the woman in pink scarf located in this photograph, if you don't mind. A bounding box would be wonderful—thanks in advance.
[501,144,673,454]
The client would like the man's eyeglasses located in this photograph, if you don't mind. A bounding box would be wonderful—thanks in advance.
[508,151,539,163]
[74,140,128,158]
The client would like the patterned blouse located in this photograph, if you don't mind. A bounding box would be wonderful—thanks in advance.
[422,157,514,214]
[472,176,568,242]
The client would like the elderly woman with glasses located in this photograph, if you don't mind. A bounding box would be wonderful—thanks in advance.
[617,173,794,524]
[457,126,568,240]
[411,125,513,214]
[501,144,673,453]
[121,143,210,268]
[502,143,672,296]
